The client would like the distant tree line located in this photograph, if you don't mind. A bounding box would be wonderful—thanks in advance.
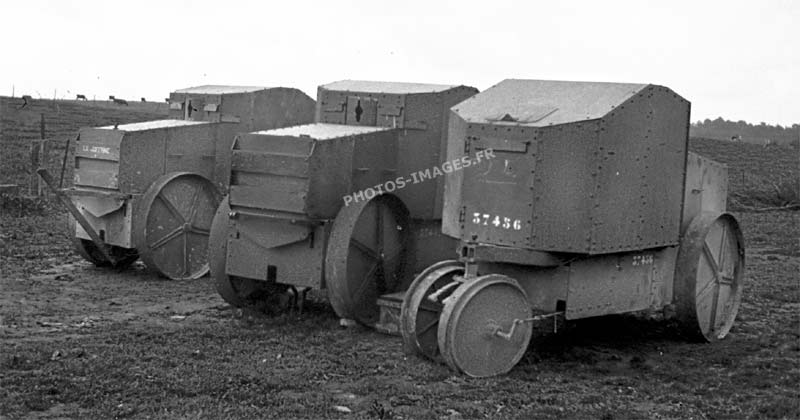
[690,117,800,146]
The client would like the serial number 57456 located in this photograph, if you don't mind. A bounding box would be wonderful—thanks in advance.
[472,213,522,230]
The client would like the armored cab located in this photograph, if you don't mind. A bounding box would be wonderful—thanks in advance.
[168,86,311,133]
[211,80,478,326]
[395,80,744,378]
[59,86,316,280]
[442,79,690,253]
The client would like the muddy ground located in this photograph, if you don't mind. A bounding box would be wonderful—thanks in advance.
[1,98,799,419]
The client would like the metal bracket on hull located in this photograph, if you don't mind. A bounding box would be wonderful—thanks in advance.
[459,242,564,267]
[37,168,118,265]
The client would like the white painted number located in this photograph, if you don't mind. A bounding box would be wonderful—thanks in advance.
[632,254,654,266]
[471,212,522,231]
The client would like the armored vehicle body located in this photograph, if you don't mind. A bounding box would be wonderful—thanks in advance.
[393,79,744,377]
[210,80,478,325]
[46,86,315,279]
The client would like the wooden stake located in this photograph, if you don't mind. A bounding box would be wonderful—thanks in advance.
[29,139,41,196]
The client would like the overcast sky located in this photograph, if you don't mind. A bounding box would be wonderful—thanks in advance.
[1,0,796,126]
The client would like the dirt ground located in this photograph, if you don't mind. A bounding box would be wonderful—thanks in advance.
[1,97,799,419]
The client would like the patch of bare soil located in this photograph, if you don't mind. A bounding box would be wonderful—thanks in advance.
[1,209,798,419]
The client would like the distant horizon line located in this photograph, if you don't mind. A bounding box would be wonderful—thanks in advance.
[1,94,796,128]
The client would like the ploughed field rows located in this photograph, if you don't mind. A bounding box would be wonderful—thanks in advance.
[689,137,800,210]
[0,210,797,419]
[0,96,168,187]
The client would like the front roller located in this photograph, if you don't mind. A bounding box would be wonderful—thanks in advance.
[325,194,411,325]
[400,260,463,359]
[134,172,220,280]
[675,212,745,342]
[438,274,532,378]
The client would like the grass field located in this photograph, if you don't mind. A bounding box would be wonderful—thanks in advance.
[1,99,798,419]
[690,138,800,210]
[0,96,168,189]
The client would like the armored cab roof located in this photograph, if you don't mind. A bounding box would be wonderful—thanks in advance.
[454,79,654,127]
[97,120,209,131]
[321,80,462,94]
[172,85,271,94]
[254,123,390,140]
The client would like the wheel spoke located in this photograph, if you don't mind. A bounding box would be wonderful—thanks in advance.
[702,242,721,279]
[707,283,722,334]
[418,301,443,313]
[376,203,384,256]
[149,226,184,250]
[717,224,728,272]
[351,260,381,301]
[158,194,185,223]
[187,184,202,224]
[351,237,379,261]
[696,275,717,299]
[417,317,439,335]
[182,232,189,275]
[188,225,211,236]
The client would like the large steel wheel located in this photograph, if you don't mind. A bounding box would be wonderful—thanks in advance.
[134,172,220,280]
[438,274,532,378]
[68,217,138,268]
[326,194,410,325]
[675,212,745,342]
[400,260,463,359]
[209,196,286,307]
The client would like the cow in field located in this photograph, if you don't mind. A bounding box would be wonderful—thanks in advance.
[76,94,87,101]
[19,95,32,109]
[109,95,129,106]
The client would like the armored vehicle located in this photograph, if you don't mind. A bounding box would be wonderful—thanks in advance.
[41,86,315,279]
[209,80,478,326]
[394,79,744,377]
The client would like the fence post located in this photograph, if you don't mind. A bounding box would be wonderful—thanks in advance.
[29,139,40,196]
[40,114,50,197]
[29,114,48,197]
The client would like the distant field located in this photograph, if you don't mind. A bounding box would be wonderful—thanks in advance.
[2,97,795,210]
[0,96,168,188]
[689,137,799,209]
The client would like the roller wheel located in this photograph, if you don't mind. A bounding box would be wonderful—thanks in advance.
[209,196,286,307]
[69,216,138,268]
[134,172,220,280]
[326,194,410,325]
[675,212,745,342]
[400,260,463,359]
[438,274,532,377]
